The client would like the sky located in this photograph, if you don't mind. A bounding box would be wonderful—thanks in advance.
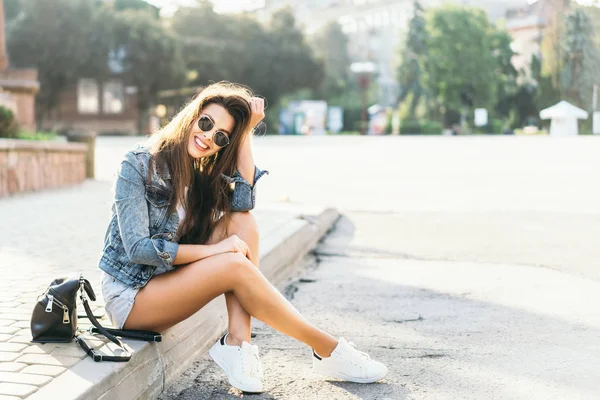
[144,0,265,15]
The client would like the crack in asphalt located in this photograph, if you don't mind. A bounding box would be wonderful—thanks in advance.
[386,315,424,324]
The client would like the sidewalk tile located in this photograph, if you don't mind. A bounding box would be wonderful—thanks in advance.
[0,364,25,373]
[0,344,26,353]
[0,372,51,386]
[21,344,59,355]
[7,336,31,344]
[0,329,18,335]
[49,346,85,358]
[0,336,11,343]
[0,314,29,322]
[0,395,20,400]
[20,365,65,377]
[8,322,29,329]
[0,304,21,309]
[0,382,38,397]
[0,322,15,328]
[0,297,16,303]
[14,354,81,368]
[0,353,19,362]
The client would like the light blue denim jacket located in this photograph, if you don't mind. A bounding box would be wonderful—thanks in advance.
[98,144,268,289]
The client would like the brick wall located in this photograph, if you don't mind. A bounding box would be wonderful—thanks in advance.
[0,140,87,197]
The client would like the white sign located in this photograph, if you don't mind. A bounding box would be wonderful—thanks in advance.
[327,106,343,133]
[474,108,488,127]
[594,112,600,135]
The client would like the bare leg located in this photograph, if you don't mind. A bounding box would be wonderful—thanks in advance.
[200,212,338,355]
[123,221,338,357]
[205,212,258,347]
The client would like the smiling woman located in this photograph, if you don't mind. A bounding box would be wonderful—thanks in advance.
[98,81,388,395]
[188,105,233,158]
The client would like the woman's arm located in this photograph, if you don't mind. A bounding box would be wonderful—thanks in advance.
[173,244,218,265]
[236,134,255,185]
[221,97,268,212]
[236,97,264,184]
[173,236,251,265]
[114,152,179,269]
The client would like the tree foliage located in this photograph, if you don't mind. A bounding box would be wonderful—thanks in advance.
[423,6,512,113]
[172,4,324,114]
[6,0,103,125]
[113,9,186,132]
[310,21,351,101]
[540,0,572,87]
[560,7,600,108]
[6,0,188,129]
[397,1,428,119]
[395,4,518,127]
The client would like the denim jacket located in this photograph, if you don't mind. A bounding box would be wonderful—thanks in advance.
[98,144,268,289]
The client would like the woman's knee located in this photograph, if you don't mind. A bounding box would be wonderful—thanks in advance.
[225,252,259,285]
[181,253,256,292]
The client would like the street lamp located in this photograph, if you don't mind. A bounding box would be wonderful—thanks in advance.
[350,61,377,135]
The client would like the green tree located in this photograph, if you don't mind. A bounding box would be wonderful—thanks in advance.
[172,4,324,129]
[422,5,514,126]
[397,0,428,119]
[260,8,324,106]
[310,21,351,101]
[508,54,559,129]
[171,2,232,82]
[540,0,572,89]
[6,0,107,126]
[560,7,600,108]
[113,9,186,133]
[490,29,518,119]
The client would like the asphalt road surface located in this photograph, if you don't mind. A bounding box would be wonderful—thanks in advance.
[96,134,600,399]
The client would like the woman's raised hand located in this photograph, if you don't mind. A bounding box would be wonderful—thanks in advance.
[215,234,251,259]
[249,97,265,129]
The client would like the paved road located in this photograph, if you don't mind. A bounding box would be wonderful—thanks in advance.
[96,135,600,399]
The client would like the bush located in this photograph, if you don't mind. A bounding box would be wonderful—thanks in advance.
[17,131,57,140]
[0,106,18,138]
[399,119,443,135]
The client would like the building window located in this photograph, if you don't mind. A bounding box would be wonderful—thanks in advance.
[103,80,124,114]
[77,79,99,114]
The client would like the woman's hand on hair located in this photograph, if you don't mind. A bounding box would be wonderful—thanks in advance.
[249,97,265,129]
[214,234,251,259]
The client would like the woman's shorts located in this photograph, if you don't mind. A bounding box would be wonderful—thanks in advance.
[101,271,140,329]
[101,265,170,329]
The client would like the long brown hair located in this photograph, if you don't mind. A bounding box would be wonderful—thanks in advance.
[146,81,253,244]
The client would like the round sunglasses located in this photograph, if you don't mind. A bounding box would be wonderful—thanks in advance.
[198,115,230,147]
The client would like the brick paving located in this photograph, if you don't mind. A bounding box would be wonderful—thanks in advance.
[0,180,120,398]
[0,177,301,399]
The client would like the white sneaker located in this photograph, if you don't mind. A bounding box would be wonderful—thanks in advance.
[208,333,264,393]
[312,337,388,383]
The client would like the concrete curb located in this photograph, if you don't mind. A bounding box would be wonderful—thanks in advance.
[28,207,340,400]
